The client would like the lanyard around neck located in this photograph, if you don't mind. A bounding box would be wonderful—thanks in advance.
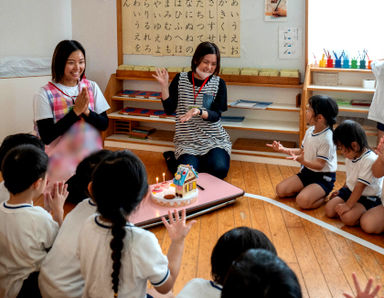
[49,82,80,104]
[192,74,209,105]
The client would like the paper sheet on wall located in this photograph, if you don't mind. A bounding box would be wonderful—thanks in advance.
[121,0,240,57]
[278,26,302,59]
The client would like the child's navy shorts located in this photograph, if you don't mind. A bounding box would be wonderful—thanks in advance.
[296,167,336,195]
[377,122,384,131]
[337,186,382,210]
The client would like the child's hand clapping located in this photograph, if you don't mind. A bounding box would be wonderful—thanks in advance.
[287,150,304,164]
[343,273,382,298]
[46,181,68,226]
[267,141,286,153]
[162,209,196,242]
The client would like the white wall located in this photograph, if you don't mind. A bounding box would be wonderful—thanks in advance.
[71,0,118,92]
[0,0,72,58]
[0,0,72,142]
[0,76,50,140]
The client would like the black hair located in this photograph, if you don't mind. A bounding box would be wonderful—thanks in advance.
[51,40,86,83]
[0,133,44,172]
[211,227,276,285]
[308,95,338,129]
[221,249,302,298]
[333,119,368,153]
[191,41,221,75]
[65,149,112,204]
[90,150,148,296]
[2,145,48,195]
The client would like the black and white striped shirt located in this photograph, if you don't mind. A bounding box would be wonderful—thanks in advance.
[162,72,231,158]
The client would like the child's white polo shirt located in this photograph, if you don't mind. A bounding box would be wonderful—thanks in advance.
[38,198,97,298]
[0,202,58,298]
[78,214,169,298]
[301,126,337,172]
[345,150,383,197]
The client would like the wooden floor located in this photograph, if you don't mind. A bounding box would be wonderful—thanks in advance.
[127,150,384,298]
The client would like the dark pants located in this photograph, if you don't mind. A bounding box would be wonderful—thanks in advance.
[177,147,230,179]
[17,271,41,298]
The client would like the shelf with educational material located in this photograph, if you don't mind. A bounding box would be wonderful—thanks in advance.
[302,64,377,144]
[103,72,303,162]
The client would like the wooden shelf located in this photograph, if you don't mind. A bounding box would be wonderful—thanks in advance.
[307,85,375,94]
[113,96,300,112]
[108,112,298,134]
[115,69,302,88]
[309,66,372,74]
[229,103,300,112]
[222,118,299,134]
[111,96,161,103]
[108,111,175,124]
[105,133,174,147]
[337,105,369,113]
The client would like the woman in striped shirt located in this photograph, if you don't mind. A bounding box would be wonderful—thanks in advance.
[153,42,231,179]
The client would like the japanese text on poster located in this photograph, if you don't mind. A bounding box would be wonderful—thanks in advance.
[122,0,240,57]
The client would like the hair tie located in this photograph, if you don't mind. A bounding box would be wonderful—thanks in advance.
[114,293,118,297]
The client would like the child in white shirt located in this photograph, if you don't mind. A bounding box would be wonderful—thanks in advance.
[38,150,112,298]
[0,145,67,298]
[325,120,383,227]
[78,150,195,298]
[359,136,384,234]
[268,95,338,209]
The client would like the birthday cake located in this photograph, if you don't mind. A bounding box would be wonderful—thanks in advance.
[151,164,198,207]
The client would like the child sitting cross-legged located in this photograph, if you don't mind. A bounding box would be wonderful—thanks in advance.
[177,227,276,298]
[0,145,67,298]
[325,120,383,227]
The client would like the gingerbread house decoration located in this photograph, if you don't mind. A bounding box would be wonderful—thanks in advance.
[173,164,198,197]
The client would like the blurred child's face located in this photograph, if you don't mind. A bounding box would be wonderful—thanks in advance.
[337,145,357,160]
[63,50,85,85]
[196,54,217,79]
[305,104,315,125]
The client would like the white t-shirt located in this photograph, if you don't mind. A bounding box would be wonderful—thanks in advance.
[368,60,384,124]
[33,80,110,122]
[0,202,58,298]
[0,181,9,204]
[345,149,383,197]
[39,198,97,298]
[301,126,337,172]
[78,214,169,298]
[177,278,222,298]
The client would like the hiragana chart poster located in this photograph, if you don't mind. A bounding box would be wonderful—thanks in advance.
[122,0,240,57]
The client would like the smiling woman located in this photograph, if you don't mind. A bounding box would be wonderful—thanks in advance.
[152,42,231,179]
[33,40,110,186]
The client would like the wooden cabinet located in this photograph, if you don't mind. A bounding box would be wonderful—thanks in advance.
[302,65,376,145]
[103,70,303,161]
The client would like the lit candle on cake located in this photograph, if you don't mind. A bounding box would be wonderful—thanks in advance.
[162,172,165,182]
[156,177,159,185]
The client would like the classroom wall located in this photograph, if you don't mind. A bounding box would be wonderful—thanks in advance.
[71,0,118,92]
[0,0,72,142]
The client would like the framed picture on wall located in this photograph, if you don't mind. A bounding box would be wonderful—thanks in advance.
[265,0,287,22]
